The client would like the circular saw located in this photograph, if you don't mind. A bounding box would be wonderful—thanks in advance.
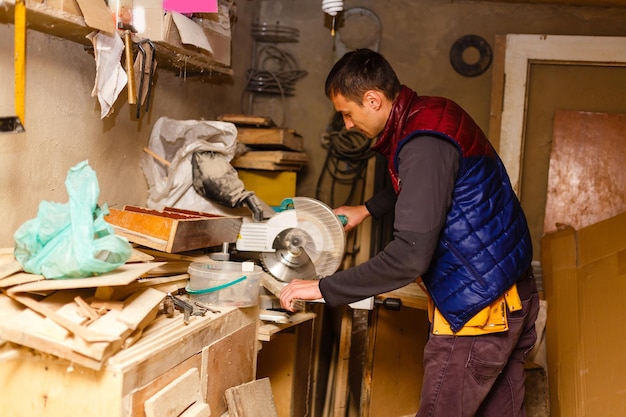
[236,197,346,282]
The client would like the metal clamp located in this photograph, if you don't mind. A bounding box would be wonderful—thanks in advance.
[166,293,215,324]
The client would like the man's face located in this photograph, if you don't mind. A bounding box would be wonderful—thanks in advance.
[330,92,385,139]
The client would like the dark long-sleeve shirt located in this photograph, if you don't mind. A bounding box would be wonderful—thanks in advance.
[319,135,459,306]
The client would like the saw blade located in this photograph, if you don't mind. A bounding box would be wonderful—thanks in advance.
[261,227,318,282]
[260,197,346,282]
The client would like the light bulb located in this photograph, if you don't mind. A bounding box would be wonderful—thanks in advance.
[322,0,343,16]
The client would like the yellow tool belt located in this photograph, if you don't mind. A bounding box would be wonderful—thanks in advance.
[425,283,523,336]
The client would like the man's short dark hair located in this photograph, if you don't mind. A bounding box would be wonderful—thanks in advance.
[325,49,402,105]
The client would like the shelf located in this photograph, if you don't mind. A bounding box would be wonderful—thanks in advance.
[0,0,233,77]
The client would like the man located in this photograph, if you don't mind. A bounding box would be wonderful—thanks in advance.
[279,49,539,417]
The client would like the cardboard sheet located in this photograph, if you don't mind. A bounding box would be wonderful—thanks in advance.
[171,12,214,54]
[75,0,116,34]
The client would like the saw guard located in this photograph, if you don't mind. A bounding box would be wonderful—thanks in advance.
[236,197,345,281]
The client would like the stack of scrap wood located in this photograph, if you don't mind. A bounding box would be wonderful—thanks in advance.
[219,114,308,171]
[0,246,217,371]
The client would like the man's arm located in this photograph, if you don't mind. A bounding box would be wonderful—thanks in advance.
[281,135,459,310]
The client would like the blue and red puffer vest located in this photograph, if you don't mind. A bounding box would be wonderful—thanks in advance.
[372,86,532,332]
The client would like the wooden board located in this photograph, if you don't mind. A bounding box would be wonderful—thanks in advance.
[107,206,242,253]
[225,377,278,417]
[204,322,259,416]
[377,282,429,311]
[144,368,207,417]
[544,110,626,233]
[7,262,165,295]
[257,311,315,342]
[231,151,308,171]
[236,128,304,152]
[0,251,22,280]
[218,114,276,127]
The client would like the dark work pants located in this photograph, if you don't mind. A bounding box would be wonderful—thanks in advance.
[416,275,540,417]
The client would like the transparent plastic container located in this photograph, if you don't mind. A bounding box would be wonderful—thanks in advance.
[187,261,262,307]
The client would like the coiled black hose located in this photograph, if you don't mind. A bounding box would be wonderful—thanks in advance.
[316,128,374,207]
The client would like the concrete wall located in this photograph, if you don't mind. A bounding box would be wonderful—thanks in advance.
[3,0,626,251]
[252,0,626,259]
[0,1,256,247]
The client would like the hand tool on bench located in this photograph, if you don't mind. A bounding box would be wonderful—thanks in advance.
[135,39,156,118]
[167,293,208,324]
[119,21,137,105]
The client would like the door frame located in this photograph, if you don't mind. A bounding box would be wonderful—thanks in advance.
[488,34,626,194]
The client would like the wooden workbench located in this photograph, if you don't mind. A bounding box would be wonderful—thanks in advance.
[0,304,258,417]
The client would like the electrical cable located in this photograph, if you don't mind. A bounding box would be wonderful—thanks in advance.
[243,23,307,126]
[245,45,308,96]
[315,126,375,268]
[315,127,374,208]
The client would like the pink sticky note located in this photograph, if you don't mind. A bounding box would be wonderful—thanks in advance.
[163,0,218,13]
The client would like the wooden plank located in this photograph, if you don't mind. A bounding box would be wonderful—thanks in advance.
[488,34,507,152]
[218,114,276,127]
[144,368,206,417]
[232,151,307,171]
[181,402,211,417]
[236,128,304,152]
[377,282,429,311]
[224,377,278,417]
[292,318,315,417]
[7,262,165,294]
[109,306,254,396]
[8,293,120,343]
[231,160,303,171]
[0,303,105,370]
[204,322,258,416]
[72,309,129,361]
[236,150,308,164]
[257,311,316,342]
[0,271,43,289]
[116,287,165,331]
[130,353,203,417]
[0,255,22,279]
[332,307,352,417]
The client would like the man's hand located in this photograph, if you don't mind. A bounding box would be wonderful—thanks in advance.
[333,205,370,232]
[279,279,323,312]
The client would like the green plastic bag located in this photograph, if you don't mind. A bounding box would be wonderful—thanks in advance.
[13,160,132,279]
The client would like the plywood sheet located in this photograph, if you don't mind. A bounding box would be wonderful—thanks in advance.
[544,110,626,233]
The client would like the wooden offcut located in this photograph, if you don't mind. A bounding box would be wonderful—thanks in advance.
[236,128,304,152]
[225,377,278,417]
[106,206,242,253]
[218,113,276,127]
[231,151,308,171]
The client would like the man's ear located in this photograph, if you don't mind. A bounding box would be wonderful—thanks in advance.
[363,90,383,110]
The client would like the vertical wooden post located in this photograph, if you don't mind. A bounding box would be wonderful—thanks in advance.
[14,0,27,127]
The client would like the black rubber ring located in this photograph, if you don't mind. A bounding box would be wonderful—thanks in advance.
[449,34,493,77]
